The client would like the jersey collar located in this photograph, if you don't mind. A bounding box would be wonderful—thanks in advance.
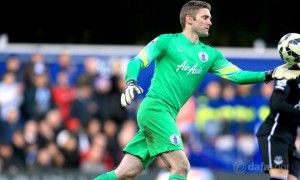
[180,32,203,46]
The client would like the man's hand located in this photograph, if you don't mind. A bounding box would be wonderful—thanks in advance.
[121,80,143,107]
[272,63,300,80]
[265,63,300,82]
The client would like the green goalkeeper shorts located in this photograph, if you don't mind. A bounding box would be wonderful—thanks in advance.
[123,96,183,168]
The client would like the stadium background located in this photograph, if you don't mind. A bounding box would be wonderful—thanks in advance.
[0,0,300,179]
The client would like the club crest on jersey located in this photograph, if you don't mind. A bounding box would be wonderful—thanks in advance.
[198,52,208,62]
[274,156,283,165]
[170,134,180,145]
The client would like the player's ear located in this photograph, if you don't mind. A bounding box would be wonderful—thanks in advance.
[186,15,193,25]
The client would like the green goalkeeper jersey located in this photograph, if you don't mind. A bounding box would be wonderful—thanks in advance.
[126,33,266,112]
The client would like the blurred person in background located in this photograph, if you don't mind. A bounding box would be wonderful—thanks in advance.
[253,82,274,124]
[56,130,80,169]
[2,55,23,83]
[0,72,23,122]
[23,120,39,146]
[50,50,83,86]
[195,80,223,141]
[80,133,109,174]
[0,141,25,174]
[85,118,102,142]
[94,1,300,180]
[70,75,99,126]
[0,108,23,144]
[103,119,123,167]
[22,73,56,120]
[94,75,113,122]
[218,82,238,135]
[37,120,56,150]
[23,52,49,88]
[80,57,101,90]
[256,63,300,180]
[51,70,76,121]
[109,61,129,128]
[43,109,64,139]
[11,130,26,169]
[235,84,256,134]
[35,147,52,171]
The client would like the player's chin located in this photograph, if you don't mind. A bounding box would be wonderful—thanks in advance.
[199,33,209,37]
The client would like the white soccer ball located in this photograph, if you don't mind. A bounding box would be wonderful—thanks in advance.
[277,33,300,64]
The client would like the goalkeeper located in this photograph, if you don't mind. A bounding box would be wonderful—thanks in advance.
[94,1,300,180]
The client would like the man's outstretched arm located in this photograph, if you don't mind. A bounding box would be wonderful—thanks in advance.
[121,58,144,107]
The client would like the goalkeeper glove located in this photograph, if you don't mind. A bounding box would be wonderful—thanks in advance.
[121,80,143,107]
[265,63,300,83]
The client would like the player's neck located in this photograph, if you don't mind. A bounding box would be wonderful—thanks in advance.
[182,30,199,44]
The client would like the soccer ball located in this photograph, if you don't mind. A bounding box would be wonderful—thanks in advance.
[277,33,300,64]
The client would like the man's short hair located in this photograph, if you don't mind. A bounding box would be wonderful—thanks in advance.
[179,1,211,29]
